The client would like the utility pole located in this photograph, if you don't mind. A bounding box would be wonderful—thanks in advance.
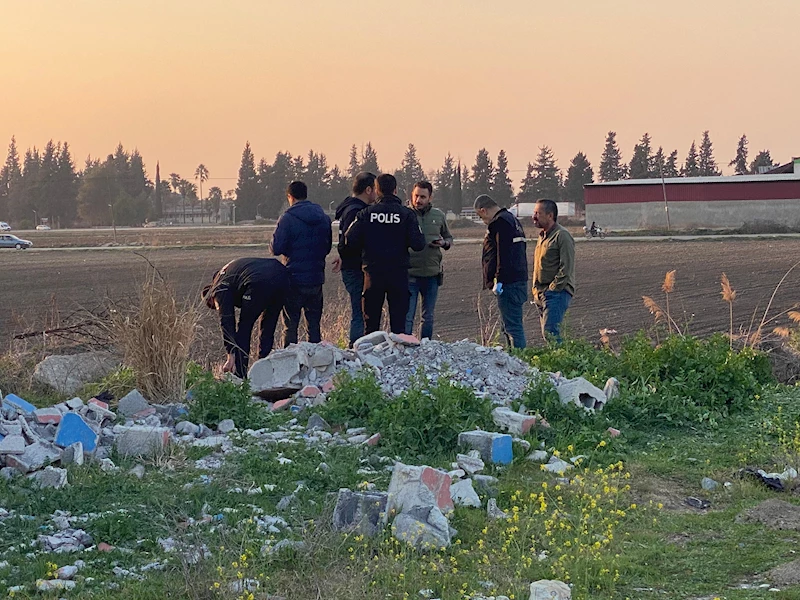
[659,161,671,232]
[108,204,117,244]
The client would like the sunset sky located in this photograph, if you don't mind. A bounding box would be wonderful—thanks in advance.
[2,0,798,190]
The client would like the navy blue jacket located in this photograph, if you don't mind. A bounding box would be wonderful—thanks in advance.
[343,194,425,273]
[481,208,528,289]
[271,200,332,286]
[335,196,368,271]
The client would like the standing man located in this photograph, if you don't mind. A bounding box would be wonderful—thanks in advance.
[405,181,453,340]
[474,194,528,349]
[271,181,332,346]
[202,257,290,378]
[532,199,575,343]
[331,172,378,347]
[344,173,425,335]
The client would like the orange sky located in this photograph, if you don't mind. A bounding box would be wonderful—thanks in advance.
[1,0,798,191]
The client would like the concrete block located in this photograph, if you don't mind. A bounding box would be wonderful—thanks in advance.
[450,479,482,508]
[309,348,334,368]
[271,398,294,412]
[458,430,513,465]
[55,413,99,453]
[321,379,335,393]
[84,401,116,423]
[29,466,69,489]
[0,419,22,436]
[456,452,484,475]
[552,376,607,411]
[392,505,451,550]
[88,398,109,411]
[118,389,151,417]
[115,426,170,457]
[529,580,571,599]
[492,407,537,435]
[332,488,389,536]
[5,442,61,473]
[61,442,84,466]
[3,394,36,415]
[0,435,26,455]
[66,397,84,410]
[386,462,453,519]
[34,408,63,425]
[300,385,321,398]
[390,333,421,346]
[353,331,391,350]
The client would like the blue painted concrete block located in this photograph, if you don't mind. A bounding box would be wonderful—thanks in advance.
[3,393,37,415]
[55,413,98,453]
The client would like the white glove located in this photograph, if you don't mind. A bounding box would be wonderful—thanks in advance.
[492,281,503,296]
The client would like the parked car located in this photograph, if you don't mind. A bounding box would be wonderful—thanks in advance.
[0,234,32,249]
[36,224,51,230]
[0,222,10,231]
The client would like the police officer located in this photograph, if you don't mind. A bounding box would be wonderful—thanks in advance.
[202,257,290,378]
[344,173,425,335]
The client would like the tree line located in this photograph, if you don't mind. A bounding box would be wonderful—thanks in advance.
[0,132,783,227]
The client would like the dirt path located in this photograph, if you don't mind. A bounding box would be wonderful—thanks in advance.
[2,238,799,348]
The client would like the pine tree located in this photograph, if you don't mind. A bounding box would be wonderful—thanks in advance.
[264,151,293,217]
[729,134,749,175]
[468,148,493,201]
[750,150,777,174]
[599,131,627,182]
[398,143,425,199]
[531,146,561,200]
[517,163,537,204]
[54,142,78,225]
[682,141,700,177]
[305,150,331,205]
[0,136,22,219]
[347,144,361,179]
[434,154,456,214]
[153,162,163,218]
[664,150,680,177]
[361,142,380,174]
[492,149,515,207]
[563,152,594,209]
[235,142,260,219]
[698,131,720,176]
[628,133,654,179]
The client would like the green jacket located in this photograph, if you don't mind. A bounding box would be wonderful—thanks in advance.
[408,205,453,278]
[532,223,576,301]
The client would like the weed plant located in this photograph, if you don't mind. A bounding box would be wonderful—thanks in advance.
[186,363,270,430]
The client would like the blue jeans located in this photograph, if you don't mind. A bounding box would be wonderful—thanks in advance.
[405,275,440,340]
[341,269,365,347]
[538,289,572,343]
[496,280,527,349]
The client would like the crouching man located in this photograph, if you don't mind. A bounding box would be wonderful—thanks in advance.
[202,257,290,378]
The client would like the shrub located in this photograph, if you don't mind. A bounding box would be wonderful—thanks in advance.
[186,364,268,429]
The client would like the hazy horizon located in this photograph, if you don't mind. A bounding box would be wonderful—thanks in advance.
[2,0,798,190]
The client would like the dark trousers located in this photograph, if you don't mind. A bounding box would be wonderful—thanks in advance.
[341,269,365,347]
[282,284,323,347]
[363,269,410,335]
[234,288,284,378]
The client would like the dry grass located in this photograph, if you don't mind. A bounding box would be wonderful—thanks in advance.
[721,273,737,348]
[104,268,200,404]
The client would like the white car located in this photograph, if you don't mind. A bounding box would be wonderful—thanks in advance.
[36,224,51,230]
[0,221,10,231]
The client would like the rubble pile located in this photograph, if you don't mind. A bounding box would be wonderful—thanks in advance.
[248,332,538,409]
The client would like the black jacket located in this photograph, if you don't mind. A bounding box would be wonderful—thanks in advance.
[335,196,368,271]
[481,208,528,289]
[343,194,426,273]
[271,200,332,287]
[208,258,290,353]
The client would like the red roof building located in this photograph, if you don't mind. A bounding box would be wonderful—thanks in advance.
[584,158,800,230]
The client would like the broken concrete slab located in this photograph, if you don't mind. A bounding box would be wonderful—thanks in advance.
[3,393,36,415]
[491,407,538,435]
[118,389,151,418]
[456,452,485,475]
[33,352,119,395]
[55,413,99,453]
[5,442,61,473]
[551,376,607,411]
[458,430,513,465]
[0,434,26,455]
[386,462,454,519]
[529,580,571,599]
[392,505,451,550]
[450,479,482,508]
[29,466,69,489]
[115,426,170,457]
[34,408,63,425]
[332,488,389,536]
[61,442,84,466]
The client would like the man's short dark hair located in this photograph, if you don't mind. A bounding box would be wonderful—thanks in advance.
[352,172,376,195]
[413,181,433,195]
[377,173,397,196]
[536,198,558,221]
[287,181,308,200]
[473,194,497,210]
